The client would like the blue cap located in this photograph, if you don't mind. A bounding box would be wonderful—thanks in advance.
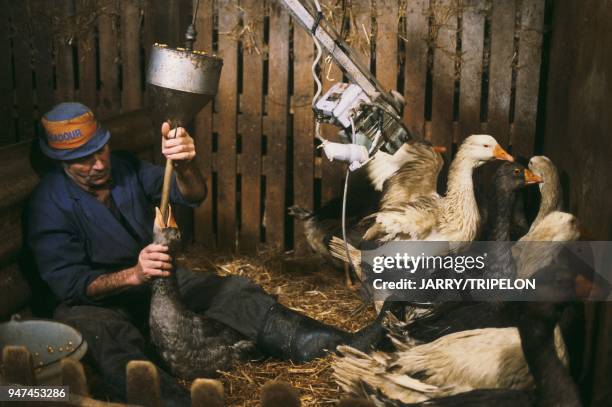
[40,102,110,161]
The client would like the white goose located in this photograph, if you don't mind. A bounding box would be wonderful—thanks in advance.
[332,212,581,405]
[361,135,513,244]
[526,155,562,231]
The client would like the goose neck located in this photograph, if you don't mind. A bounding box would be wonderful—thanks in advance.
[534,180,562,225]
[488,188,516,241]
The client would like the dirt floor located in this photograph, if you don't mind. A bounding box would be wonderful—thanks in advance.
[179,244,376,406]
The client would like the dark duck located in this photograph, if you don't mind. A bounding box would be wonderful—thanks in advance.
[149,206,254,380]
[398,161,543,343]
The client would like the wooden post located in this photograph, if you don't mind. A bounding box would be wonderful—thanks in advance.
[459,0,486,142]
[260,381,300,407]
[430,0,457,157]
[126,360,162,407]
[2,346,36,385]
[121,0,143,112]
[292,17,315,255]
[8,0,35,142]
[191,378,224,407]
[75,0,98,110]
[98,0,120,119]
[239,0,264,253]
[193,0,216,247]
[54,0,76,102]
[61,357,90,397]
[216,0,239,251]
[374,0,399,92]
[487,0,516,146]
[30,0,56,115]
[0,0,14,145]
[265,2,289,251]
[511,0,545,158]
[403,0,428,138]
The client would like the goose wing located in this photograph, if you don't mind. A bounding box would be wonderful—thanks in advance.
[378,142,444,208]
[362,194,441,242]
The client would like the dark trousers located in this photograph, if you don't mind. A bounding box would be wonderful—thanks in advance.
[54,268,276,405]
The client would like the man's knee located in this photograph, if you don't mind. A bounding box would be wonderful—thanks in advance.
[53,304,147,362]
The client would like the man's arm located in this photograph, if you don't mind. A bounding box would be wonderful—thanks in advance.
[86,243,173,300]
[161,123,207,203]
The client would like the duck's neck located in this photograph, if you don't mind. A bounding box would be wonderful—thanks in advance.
[533,175,562,228]
[487,186,516,241]
[150,273,185,314]
[518,314,581,407]
[442,156,480,239]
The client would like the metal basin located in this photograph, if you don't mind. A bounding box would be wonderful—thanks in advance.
[0,315,88,385]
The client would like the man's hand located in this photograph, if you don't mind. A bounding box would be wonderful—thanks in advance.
[161,122,196,165]
[132,243,173,284]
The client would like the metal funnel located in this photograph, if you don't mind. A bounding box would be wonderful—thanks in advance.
[147,44,223,126]
[146,43,223,224]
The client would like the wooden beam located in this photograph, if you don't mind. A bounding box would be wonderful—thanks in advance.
[511,0,545,158]
[430,0,457,156]
[216,0,239,251]
[403,0,428,138]
[121,0,143,112]
[487,0,515,146]
[459,0,486,142]
[292,17,315,255]
[193,0,216,247]
[239,0,264,253]
[265,2,289,251]
[97,0,120,119]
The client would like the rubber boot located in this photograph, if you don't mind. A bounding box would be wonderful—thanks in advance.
[256,299,403,362]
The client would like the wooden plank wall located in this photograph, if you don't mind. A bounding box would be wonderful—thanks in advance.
[1,0,547,253]
[542,0,612,405]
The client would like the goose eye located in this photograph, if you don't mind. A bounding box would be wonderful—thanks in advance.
[483,144,490,148]
[513,169,520,175]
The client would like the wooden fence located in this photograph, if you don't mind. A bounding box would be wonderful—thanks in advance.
[1,345,307,406]
[1,0,547,254]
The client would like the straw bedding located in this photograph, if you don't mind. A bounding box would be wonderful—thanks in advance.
[179,244,376,406]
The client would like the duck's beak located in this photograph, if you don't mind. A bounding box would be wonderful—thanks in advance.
[154,205,178,228]
[433,146,447,153]
[493,144,514,162]
[524,169,543,184]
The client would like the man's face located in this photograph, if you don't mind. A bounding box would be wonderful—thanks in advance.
[64,144,111,188]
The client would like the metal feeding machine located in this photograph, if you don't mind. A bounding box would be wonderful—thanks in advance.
[146,5,222,226]
[279,0,415,170]
[277,0,417,276]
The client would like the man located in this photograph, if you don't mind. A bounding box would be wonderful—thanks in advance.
[27,102,392,404]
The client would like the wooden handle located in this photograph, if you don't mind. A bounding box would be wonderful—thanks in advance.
[160,158,173,226]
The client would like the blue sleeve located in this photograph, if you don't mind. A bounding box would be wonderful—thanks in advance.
[27,195,106,305]
[136,159,205,208]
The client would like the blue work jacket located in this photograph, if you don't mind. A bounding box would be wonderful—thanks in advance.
[26,151,203,305]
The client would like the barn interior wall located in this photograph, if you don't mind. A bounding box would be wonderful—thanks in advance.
[540,0,612,405]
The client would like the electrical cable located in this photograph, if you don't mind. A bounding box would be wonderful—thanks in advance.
[341,115,358,282]
[311,1,325,142]
[308,0,357,280]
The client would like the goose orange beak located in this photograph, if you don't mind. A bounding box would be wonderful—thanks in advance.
[524,169,543,184]
[433,146,447,153]
[493,144,514,162]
